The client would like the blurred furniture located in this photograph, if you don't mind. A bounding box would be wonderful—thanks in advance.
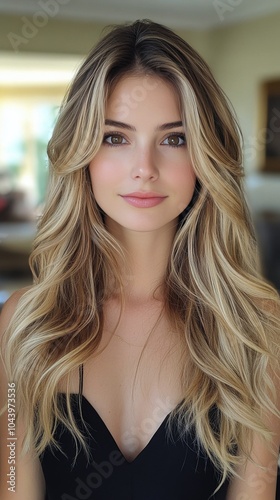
[260,79,280,173]
[0,222,35,309]
[0,221,36,272]
[254,211,280,291]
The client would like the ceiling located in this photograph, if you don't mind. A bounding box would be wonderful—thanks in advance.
[0,0,280,29]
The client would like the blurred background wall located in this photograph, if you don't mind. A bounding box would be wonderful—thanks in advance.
[0,0,280,304]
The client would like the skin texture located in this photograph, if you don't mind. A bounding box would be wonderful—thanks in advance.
[0,73,279,499]
[85,75,195,461]
[89,74,196,237]
[0,292,45,500]
[88,75,280,499]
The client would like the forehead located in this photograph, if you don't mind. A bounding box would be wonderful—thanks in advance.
[106,73,181,122]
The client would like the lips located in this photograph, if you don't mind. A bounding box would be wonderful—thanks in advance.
[122,191,166,199]
[120,192,167,208]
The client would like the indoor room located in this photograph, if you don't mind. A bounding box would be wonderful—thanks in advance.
[0,0,279,304]
[0,1,280,498]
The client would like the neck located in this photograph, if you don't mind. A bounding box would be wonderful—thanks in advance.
[106,219,177,303]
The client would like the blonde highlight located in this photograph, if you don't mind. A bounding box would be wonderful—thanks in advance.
[1,19,279,489]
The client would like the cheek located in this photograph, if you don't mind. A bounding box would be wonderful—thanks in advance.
[89,158,119,190]
[170,161,196,194]
[169,162,196,213]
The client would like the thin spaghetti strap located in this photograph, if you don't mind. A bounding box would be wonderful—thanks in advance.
[78,364,84,395]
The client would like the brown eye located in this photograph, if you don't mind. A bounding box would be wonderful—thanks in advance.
[162,134,186,147]
[103,134,127,145]
[169,135,180,145]
[111,135,123,144]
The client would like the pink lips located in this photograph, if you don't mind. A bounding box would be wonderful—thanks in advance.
[120,191,167,208]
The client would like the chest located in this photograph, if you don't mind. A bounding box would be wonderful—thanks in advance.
[82,299,184,461]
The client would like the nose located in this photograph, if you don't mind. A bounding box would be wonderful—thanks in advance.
[131,147,159,181]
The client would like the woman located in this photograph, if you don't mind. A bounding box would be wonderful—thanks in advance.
[0,19,279,500]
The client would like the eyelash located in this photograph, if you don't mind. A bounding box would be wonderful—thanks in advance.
[162,133,186,147]
[102,132,186,148]
[103,132,126,147]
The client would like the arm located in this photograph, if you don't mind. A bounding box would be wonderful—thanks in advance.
[0,292,45,500]
[227,384,280,499]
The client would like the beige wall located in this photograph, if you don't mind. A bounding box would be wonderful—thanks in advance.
[1,11,279,167]
[0,13,211,56]
[201,13,280,212]
[0,14,106,54]
[207,13,280,174]
[0,11,280,209]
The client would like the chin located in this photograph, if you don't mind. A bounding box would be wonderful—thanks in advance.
[106,216,178,234]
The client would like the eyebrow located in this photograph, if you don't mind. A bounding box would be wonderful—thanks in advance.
[104,119,184,131]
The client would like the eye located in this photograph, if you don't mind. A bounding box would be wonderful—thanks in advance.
[103,133,128,146]
[162,134,186,147]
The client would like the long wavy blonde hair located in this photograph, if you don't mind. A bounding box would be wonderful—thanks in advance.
[2,19,279,487]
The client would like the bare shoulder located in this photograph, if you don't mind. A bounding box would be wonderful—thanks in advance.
[227,327,280,499]
[226,294,280,499]
[227,396,280,499]
[0,286,45,499]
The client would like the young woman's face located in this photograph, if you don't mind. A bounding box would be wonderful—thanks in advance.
[89,74,196,234]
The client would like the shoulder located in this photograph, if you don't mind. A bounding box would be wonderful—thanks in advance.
[0,287,46,499]
[226,293,280,498]
[226,296,280,500]
[227,387,280,499]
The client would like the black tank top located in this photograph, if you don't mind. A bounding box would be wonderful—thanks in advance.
[40,365,229,499]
